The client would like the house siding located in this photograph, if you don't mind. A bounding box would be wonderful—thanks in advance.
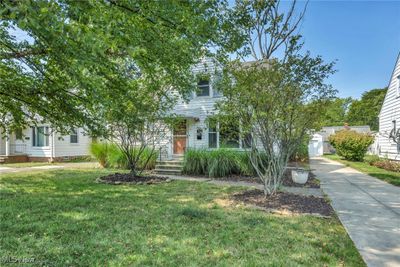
[377,54,400,160]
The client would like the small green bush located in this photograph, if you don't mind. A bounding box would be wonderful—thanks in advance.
[329,130,374,161]
[290,138,309,162]
[89,142,109,167]
[90,142,157,170]
[182,148,261,177]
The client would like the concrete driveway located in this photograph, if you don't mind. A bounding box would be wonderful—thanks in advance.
[311,157,400,267]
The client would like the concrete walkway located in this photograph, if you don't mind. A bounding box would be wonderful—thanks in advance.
[0,162,99,174]
[310,157,400,267]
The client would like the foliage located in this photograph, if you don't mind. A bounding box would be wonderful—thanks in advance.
[0,169,365,266]
[329,130,374,161]
[347,88,387,131]
[289,137,310,162]
[0,0,242,133]
[325,154,400,186]
[182,148,257,177]
[89,142,157,170]
[366,156,400,173]
[89,142,109,167]
[216,0,336,195]
[319,97,353,127]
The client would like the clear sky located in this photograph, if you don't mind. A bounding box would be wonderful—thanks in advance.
[299,0,400,99]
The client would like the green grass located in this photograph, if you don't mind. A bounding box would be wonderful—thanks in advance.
[0,162,59,168]
[0,169,365,266]
[324,154,400,186]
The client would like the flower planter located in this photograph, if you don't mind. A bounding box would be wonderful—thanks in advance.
[291,169,309,184]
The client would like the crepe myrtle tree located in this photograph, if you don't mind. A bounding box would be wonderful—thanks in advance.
[218,59,335,195]
[216,0,336,195]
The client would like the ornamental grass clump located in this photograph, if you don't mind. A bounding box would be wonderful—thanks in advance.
[329,130,374,161]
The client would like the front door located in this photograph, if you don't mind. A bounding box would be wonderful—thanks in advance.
[173,120,187,154]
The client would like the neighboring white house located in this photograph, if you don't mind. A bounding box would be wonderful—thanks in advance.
[375,53,400,160]
[160,58,253,160]
[0,125,91,163]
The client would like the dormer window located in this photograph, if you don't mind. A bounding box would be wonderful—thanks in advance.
[197,80,210,97]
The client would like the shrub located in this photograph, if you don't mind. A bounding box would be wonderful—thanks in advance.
[90,142,157,170]
[329,130,374,161]
[290,138,309,162]
[89,142,109,167]
[182,148,261,177]
[370,159,400,173]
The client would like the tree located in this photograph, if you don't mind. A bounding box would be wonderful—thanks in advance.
[347,88,387,131]
[217,0,336,195]
[319,97,353,127]
[0,0,241,134]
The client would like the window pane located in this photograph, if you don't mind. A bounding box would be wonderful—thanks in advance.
[209,133,217,148]
[220,121,239,148]
[70,128,78,143]
[196,80,209,96]
[37,127,44,147]
[242,133,253,148]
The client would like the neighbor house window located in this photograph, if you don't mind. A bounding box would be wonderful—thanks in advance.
[397,75,400,97]
[70,128,78,143]
[208,119,218,148]
[196,80,210,97]
[32,126,49,147]
[15,129,23,140]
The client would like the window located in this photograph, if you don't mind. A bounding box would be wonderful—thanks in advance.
[196,128,203,140]
[70,128,78,143]
[208,119,218,148]
[242,132,253,148]
[196,80,210,97]
[15,129,23,140]
[32,126,49,147]
[219,121,240,148]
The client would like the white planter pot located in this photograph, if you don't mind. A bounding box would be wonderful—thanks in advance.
[291,170,309,184]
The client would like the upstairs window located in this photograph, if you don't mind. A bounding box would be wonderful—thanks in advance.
[32,126,49,147]
[196,80,210,97]
[70,128,78,143]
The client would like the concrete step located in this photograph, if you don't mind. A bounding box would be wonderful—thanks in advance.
[155,164,183,170]
[154,169,182,175]
[156,160,183,165]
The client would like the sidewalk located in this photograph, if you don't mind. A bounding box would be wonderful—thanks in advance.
[310,157,400,267]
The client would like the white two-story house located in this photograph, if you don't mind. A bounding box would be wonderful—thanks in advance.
[161,58,252,160]
[375,52,400,160]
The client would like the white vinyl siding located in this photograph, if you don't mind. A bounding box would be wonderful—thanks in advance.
[377,54,400,160]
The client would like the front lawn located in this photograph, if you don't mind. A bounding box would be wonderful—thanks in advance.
[0,169,364,266]
[324,154,400,186]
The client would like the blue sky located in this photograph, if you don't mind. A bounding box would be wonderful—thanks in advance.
[299,0,400,99]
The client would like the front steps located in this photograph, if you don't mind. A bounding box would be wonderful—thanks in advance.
[154,155,184,175]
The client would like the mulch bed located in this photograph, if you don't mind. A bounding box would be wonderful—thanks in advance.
[202,171,320,188]
[97,173,170,185]
[282,171,320,188]
[231,189,333,217]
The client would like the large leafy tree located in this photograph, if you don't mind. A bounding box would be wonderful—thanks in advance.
[217,0,336,195]
[347,88,387,131]
[0,0,241,134]
[319,97,353,127]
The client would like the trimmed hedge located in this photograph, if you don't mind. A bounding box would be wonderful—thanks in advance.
[182,148,259,178]
[329,130,374,161]
[89,142,157,170]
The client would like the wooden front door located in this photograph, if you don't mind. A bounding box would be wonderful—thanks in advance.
[173,120,187,154]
